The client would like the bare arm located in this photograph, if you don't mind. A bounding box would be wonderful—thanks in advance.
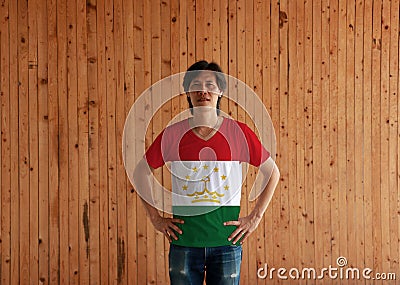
[224,159,280,244]
[133,158,184,242]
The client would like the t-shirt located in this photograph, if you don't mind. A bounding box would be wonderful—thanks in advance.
[145,117,270,247]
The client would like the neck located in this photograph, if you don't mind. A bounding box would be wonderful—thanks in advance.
[192,109,218,128]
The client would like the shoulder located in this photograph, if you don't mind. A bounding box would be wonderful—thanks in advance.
[223,118,262,144]
[165,118,189,130]
[149,119,189,147]
[159,119,190,137]
[223,117,253,133]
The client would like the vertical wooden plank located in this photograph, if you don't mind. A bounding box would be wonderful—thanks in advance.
[0,12,3,285]
[86,0,100,284]
[218,0,229,116]
[47,0,60,282]
[227,0,237,124]
[95,0,109,282]
[278,0,291,280]
[380,0,391,277]
[9,0,20,275]
[303,0,315,274]
[397,0,400,279]
[76,0,90,283]
[9,0,20,282]
[57,0,69,283]
[28,0,39,282]
[147,1,163,284]
[337,1,348,282]
[179,0,187,71]
[203,0,213,59]
[170,0,179,118]
[329,0,340,277]
[354,0,365,272]
[347,0,356,274]
[144,0,157,283]
[227,0,238,123]
[211,0,220,63]
[66,0,80,282]
[245,0,256,283]
[388,0,399,276]
[320,0,332,278]
[38,0,50,282]
[17,0,30,282]
[235,0,247,282]
[114,0,129,284]
[371,0,382,275]
[113,0,128,283]
[362,0,374,275]
[219,0,228,73]
[287,0,299,276]
[0,0,11,283]
[295,1,306,284]
[187,0,195,64]
[261,2,273,279]
[278,0,290,275]
[270,0,283,283]
[134,0,147,282]
[236,0,244,91]
[195,0,204,59]
[150,1,166,284]
[311,0,324,281]
[253,0,266,283]
[161,0,172,281]
[151,106,165,281]
[123,0,136,283]
[179,0,188,114]
[104,0,118,283]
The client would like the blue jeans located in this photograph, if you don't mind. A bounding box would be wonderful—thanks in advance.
[169,244,242,285]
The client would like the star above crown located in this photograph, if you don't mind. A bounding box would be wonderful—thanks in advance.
[180,163,230,204]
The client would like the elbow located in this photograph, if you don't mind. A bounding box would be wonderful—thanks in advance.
[133,159,152,182]
[132,165,140,182]
[273,164,281,183]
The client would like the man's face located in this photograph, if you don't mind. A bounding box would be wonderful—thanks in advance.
[187,71,221,109]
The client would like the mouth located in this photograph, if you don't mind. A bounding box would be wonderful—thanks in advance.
[197,98,211,102]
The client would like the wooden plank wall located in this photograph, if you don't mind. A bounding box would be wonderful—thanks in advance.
[0,0,399,284]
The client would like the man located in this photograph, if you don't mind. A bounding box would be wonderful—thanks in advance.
[134,60,280,285]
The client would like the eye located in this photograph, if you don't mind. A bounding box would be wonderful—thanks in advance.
[206,83,217,91]
[189,83,201,91]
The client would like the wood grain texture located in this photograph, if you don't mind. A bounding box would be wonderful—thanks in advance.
[1,1,399,284]
[0,0,11,283]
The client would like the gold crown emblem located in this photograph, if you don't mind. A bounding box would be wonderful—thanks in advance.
[181,165,229,204]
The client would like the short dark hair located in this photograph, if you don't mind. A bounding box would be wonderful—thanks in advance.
[183,60,226,114]
[183,60,227,92]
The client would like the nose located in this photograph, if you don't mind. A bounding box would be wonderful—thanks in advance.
[198,88,208,95]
